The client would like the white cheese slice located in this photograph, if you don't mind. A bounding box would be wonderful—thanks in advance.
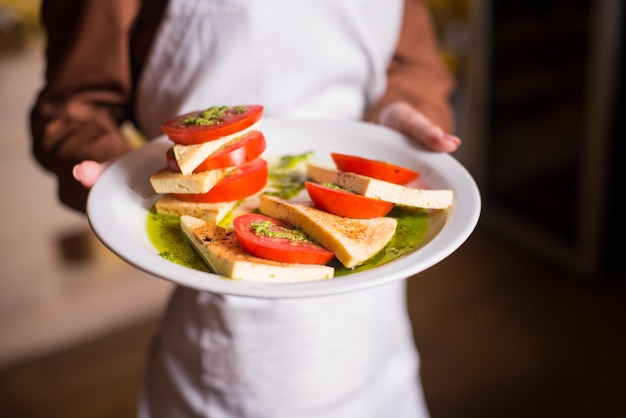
[154,195,237,224]
[173,119,264,175]
[149,167,230,194]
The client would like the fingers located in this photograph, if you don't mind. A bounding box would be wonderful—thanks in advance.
[421,130,462,154]
[72,160,111,188]
[378,101,461,153]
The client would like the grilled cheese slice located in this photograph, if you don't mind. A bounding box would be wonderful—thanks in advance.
[173,119,263,175]
[154,195,237,223]
[259,195,396,268]
[180,215,334,282]
[307,164,453,209]
[150,167,231,194]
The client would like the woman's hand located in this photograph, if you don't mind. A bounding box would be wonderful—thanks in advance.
[378,101,461,153]
[72,160,111,188]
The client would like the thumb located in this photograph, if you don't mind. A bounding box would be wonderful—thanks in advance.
[72,160,111,188]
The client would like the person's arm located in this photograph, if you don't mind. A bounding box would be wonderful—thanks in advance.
[366,0,460,152]
[30,0,141,212]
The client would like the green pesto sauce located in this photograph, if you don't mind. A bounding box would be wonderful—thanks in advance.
[146,205,430,277]
[181,105,246,126]
[263,151,313,199]
[145,151,432,277]
[250,220,311,242]
[276,151,314,169]
[264,170,308,199]
[146,211,210,272]
[322,182,350,192]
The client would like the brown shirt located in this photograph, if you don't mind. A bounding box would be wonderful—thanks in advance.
[30,0,454,212]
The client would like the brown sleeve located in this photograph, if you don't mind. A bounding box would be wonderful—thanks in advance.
[30,0,141,213]
[365,0,455,132]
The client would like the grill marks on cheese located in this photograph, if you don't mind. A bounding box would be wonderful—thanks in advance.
[180,215,334,282]
[259,195,396,268]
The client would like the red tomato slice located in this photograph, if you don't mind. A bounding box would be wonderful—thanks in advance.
[233,214,335,265]
[166,131,267,172]
[305,181,394,219]
[172,158,268,203]
[165,148,179,172]
[331,152,419,185]
[161,105,263,145]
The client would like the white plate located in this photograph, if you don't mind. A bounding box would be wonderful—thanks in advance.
[87,118,480,298]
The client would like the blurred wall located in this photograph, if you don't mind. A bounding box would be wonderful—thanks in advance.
[430,0,624,279]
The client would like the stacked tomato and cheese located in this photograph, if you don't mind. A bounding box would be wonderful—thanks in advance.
[149,105,267,223]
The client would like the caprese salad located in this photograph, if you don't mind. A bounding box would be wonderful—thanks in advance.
[148,104,453,282]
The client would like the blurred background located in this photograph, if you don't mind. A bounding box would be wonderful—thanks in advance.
[0,0,624,417]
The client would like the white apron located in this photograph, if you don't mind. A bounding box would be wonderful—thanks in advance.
[136,1,429,417]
